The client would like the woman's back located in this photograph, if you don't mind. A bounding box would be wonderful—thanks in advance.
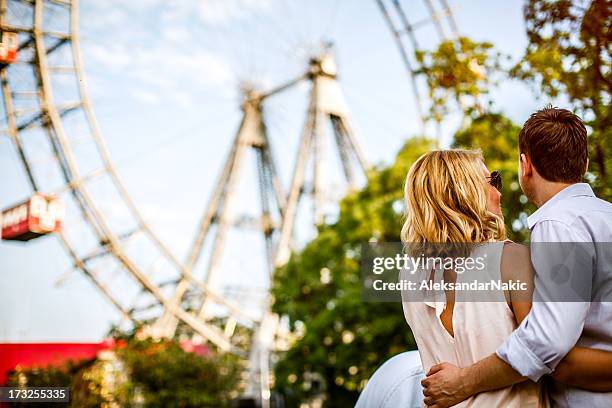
[401,242,548,407]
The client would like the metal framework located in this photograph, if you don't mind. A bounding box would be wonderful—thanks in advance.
[376,0,459,135]
[1,2,369,402]
[0,0,253,354]
[153,51,369,406]
[253,53,370,405]
[273,53,369,267]
[153,86,286,339]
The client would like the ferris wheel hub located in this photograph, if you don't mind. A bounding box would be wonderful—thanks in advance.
[309,53,337,79]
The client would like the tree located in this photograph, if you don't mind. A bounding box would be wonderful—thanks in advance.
[416,37,506,123]
[7,360,97,408]
[511,0,611,199]
[6,334,242,408]
[271,137,434,406]
[116,336,242,407]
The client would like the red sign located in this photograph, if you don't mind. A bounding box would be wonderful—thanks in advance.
[1,193,64,241]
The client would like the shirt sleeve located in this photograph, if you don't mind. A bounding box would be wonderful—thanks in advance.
[496,220,593,381]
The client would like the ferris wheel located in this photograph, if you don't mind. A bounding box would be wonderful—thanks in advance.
[0,0,255,353]
[0,0,460,405]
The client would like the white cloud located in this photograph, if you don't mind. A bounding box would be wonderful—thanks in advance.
[162,26,191,43]
[159,0,275,26]
[80,0,243,108]
[85,42,131,71]
[132,89,161,104]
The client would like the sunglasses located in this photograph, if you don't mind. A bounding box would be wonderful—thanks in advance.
[487,170,502,191]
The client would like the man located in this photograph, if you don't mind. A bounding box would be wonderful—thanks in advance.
[421,107,612,407]
[355,350,424,407]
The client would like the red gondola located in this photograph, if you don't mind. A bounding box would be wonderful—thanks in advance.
[1,193,64,241]
[0,31,18,64]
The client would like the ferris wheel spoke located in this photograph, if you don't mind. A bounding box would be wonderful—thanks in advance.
[127,298,162,318]
[55,231,134,322]
[75,227,142,265]
[46,0,68,7]
[0,23,69,41]
[10,90,38,98]
[16,102,80,131]
[12,105,42,116]
[44,36,68,53]
[46,65,74,74]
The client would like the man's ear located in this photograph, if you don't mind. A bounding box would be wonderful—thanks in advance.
[520,153,532,177]
[585,158,589,173]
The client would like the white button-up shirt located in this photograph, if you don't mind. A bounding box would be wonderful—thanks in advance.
[496,183,612,407]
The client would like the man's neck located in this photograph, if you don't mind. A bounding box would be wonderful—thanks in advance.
[533,181,574,208]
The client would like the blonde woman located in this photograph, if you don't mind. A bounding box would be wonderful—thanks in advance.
[400,149,545,407]
[400,149,612,407]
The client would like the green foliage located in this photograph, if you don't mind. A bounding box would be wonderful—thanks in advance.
[271,137,435,407]
[416,37,506,122]
[6,335,242,408]
[7,359,106,408]
[453,113,534,242]
[513,0,610,111]
[511,0,611,199]
[117,337,242,407]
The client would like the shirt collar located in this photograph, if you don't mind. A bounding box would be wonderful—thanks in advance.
[527,183,594,229]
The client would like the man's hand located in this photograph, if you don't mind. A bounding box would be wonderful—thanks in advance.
[421,362,473,408]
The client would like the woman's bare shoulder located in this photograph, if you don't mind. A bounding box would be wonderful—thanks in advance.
[500,242,533,280]
[502,242,529,258]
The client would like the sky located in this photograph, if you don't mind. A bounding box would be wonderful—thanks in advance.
[0,0,547,342]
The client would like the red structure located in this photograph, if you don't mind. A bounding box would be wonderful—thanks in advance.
[0,341,113,384]
[1,193,64,241]
[0,339,209,385]
[0,31,18,64]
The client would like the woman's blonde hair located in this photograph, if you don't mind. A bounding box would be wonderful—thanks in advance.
[401,149,505,245]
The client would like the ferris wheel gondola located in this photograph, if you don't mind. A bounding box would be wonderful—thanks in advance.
[0,30,17,64]
[1,193,63,241]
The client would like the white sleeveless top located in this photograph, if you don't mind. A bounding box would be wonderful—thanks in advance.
[401,242,549,407]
